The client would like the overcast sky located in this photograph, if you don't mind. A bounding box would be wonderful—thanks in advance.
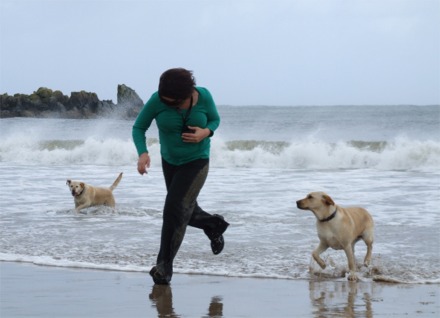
[1,0,439,106]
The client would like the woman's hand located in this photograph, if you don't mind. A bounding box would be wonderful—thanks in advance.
[181,127,211,143]
[137,152,150,175]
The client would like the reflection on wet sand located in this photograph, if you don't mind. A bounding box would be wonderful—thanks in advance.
[309,281,374,318]
[146,275,437,317]
[149,284,224,318]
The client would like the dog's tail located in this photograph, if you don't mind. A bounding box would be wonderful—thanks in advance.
[110,172,123,191]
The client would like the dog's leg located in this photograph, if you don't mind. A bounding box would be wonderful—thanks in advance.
[108,198,115,208]
[360,227,374,266]
[363,237,373,267]
[312,241,328,269]
[343,245,358,281]
[74,204,89,212]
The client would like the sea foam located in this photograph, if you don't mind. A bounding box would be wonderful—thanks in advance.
[1,134,439,170]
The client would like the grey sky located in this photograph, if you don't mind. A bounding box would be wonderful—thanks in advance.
[1,0,439,106]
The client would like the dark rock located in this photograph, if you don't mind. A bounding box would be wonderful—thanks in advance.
[66,91,101,118]
[116,84,143,118]
[0,85,144,118]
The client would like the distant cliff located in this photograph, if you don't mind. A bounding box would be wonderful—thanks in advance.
[0,84,144,119]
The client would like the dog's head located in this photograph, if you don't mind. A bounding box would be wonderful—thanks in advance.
[66,180,85,197]
[296,192,335,218]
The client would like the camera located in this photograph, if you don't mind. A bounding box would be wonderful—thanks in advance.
[181,125,195,134]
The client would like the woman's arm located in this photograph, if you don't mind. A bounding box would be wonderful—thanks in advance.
[132,95,157,156]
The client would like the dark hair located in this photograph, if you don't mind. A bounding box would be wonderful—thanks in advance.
[158,68,196,100]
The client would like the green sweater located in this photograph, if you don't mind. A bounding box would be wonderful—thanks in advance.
[132,87,220,166]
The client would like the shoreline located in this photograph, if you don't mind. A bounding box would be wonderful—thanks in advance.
[1,261,439,317]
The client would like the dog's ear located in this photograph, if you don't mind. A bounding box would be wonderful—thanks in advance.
[80,182,85,188]
[322,194,335,206]
[66,180,71,185]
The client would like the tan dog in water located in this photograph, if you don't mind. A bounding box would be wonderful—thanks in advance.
[296,192,374,281]
[66,173,123,212]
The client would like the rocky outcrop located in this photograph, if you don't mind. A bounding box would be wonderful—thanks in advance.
[116,84,144,118]
[0,85,144,118]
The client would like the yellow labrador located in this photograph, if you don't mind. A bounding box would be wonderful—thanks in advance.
[296,192,374,281]
[66,172,123,212]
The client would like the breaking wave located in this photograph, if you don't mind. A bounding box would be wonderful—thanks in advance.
[0,135,439,171]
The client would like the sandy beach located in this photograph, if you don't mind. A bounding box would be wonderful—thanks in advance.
[0,261,438,317]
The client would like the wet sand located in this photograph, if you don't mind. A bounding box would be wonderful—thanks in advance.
[1,261,438,317]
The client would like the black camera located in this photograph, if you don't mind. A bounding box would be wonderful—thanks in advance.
[182,125,195,134]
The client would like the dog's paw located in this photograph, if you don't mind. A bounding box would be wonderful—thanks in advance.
[316,260,326,269]
[347,272,358,281]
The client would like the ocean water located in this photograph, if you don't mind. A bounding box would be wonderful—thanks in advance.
[0,105,439,284]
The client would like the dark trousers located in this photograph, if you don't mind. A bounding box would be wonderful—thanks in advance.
[156,158,220,280]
